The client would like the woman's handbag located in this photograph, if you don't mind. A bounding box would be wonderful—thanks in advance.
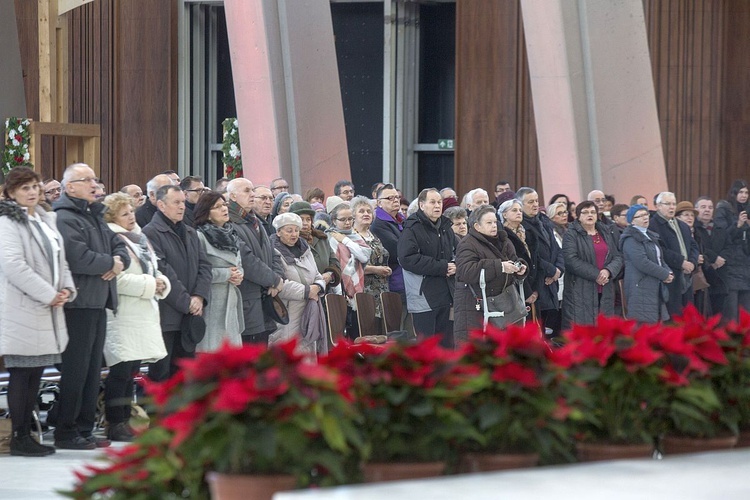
[262,291,290,325]
[478,269,527,329]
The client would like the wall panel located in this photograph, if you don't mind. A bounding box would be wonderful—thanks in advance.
[455,0,540,200]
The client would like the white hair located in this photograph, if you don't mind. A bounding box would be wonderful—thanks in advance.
[497,199,523,224]
[407,198,420,217]
[655,191,675,205]
[587,189,604,201]
[61,163,90,187]
[226,177,252,195]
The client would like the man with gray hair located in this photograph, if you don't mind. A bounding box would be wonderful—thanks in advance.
[135,173,173,228]
[517,186,564,337]
[53,163,131,450]
[464,188,490,213]
[226,178,285,344]
[650,191,699,317]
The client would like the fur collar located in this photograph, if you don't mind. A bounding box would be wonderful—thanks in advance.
[0,200,29,224]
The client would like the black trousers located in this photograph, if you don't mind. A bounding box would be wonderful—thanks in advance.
[148,330,193,382]
[7,367,44,433]
[104,360,140,424]
[54,308,106,441]
[412,305,453,349]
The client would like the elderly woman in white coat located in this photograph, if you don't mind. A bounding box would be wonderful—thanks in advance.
[194,191,245,351]
[270,212,327,357]
[0,167,76,457]
[102,193,169,441]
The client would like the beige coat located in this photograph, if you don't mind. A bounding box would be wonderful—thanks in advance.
[0,205,76,357]
[104,223,169,366]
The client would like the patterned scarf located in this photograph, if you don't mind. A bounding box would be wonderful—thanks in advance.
[329,228,370,299]
[198,222,239,253]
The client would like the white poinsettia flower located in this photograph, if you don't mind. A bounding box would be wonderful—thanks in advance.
[4,119,9,128]
[233,119,238,128]
[18,124,24,133]
[229,143,240,158]
[8,130,16,140]
[22,119,30,126]
[12,138,20,147]
[23,143,28,149]
[23,152,29,161]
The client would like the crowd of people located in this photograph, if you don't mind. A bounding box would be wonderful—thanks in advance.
[0,164,745,457]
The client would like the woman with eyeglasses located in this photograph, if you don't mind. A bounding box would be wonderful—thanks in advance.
[352,196,390,319]
[193,191,245,351]
[561,201,623,329]
[444,206,469,239]
[619,204,673,323]
[271,192,294,222]
[328,201,372,339]
[0,167,75,456]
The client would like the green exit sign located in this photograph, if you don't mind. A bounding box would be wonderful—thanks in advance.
[437,139,454,150]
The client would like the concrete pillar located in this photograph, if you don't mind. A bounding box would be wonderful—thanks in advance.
[224,0,350,193]
[521,0,668,205]
[0,0,27,123]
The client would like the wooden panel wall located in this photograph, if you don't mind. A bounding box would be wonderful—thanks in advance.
[643,0,727,203]
[68,0,178,191]
[455,0,540,200]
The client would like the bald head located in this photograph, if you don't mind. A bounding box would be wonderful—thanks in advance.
[227,178,255,210]
[62,163,98,203]
[121,184,145,207]
[146,174,174,204]
[588,190,606,212]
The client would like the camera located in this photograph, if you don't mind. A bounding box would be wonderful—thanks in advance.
[513,261,522,269]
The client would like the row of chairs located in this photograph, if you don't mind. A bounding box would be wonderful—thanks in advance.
[325,291,403,345]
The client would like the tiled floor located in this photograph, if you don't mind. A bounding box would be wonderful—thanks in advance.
[0,430,122,499]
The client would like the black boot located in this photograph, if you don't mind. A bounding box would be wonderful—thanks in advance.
[10,427,55,457]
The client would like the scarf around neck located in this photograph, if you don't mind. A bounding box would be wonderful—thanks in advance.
[198,222,239,253]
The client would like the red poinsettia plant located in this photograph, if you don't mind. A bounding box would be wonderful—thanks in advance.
[718,310,750,432]
[324,337,482,464]
[455,323,573,462]
[66,340,364,499]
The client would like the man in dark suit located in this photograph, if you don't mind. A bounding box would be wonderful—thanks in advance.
[135,173,173,228]
[142,185,211,381]
[650,191,700,317]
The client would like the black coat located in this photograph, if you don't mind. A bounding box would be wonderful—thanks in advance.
[135,198,158,229]
[228,201,284,335]
[142,211,212,331]
[522,212,565,311]
[713,201,750,291]
[504,226,536,300]
[561,221,623,329]
[454,227,525,344]
[397,210,456,312]
[693,220,728,294]
[54,194,131,310]
[619,226,671,323]
[371,207,406,293]
[649,213,700,315]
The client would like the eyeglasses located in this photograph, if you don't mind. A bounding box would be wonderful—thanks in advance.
[579,210,598,216]
[633,213,650,219]
[185,188,211,194]
[592,198,606,203]
[45,187,62,194]
[69,177,97,184]
[555,211,569,216]
[256,195,273,201]
[272,185,289,191]
[379,195,400,202]
[659,202,677,207]
[336,217,354,223]
[210,203,228,210]
[452,221,468,227]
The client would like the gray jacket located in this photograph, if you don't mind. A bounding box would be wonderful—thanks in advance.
[561,221,623,329]
[619,225,671,323]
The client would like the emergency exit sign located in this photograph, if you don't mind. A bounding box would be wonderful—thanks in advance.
[437,139,454,150]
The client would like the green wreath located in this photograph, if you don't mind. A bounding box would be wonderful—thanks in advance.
[2,117,32,174]
[222,118,243,180]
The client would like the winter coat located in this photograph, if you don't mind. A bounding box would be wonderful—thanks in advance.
[619,225,671,323]
[713,200,750,291]
[454,227,525,345]
[371,207,406,292]
[135,197,158,229]
[693,220,728,294]
[397,210,457,313]
[54,193,130,310]
[142,211,212,332]
[104,223,169,366]
[561,221,624,329]
[308,229,341,289]
[504,225,537,301]
[195,228,244,352]
[0,203,76,357]
[649,212,700,316]
[269,235,326,355]
[522,212,565,311]
[228,202,284,335]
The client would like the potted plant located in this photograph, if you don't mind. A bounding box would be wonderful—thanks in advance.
[455,323,574,470]
[324,337,481,482]
[550,316,674,461]
[67,340,364,499]
[655,307,738,454]
[720,310,750,445]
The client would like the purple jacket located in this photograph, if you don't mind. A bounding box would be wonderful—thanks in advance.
[370,207,405,293]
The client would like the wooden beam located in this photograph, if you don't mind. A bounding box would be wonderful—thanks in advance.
[31,121,100,137]
[56,9,68,122]
[38,0,54,122]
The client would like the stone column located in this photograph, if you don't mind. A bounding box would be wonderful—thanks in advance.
[521,0,667,205]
